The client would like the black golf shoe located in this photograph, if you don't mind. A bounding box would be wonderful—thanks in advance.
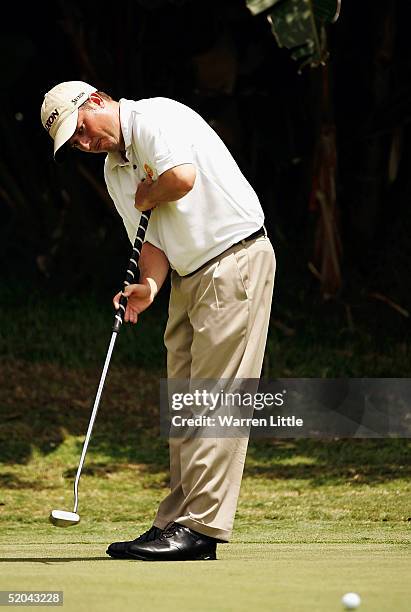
[106,525,163,559]
[125,521,217,561]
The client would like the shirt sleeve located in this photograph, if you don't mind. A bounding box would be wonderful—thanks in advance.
[104,161,161,248]
[133,112,194,177]
[104,164,134,243]
[143,217,162,251]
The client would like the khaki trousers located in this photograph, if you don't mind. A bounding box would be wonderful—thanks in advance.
[154,235,276,541]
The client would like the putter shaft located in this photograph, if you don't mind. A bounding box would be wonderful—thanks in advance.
[73,331,118,513]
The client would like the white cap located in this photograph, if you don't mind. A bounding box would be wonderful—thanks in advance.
[41,81,97,160]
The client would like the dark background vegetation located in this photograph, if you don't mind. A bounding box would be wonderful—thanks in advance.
[0,0,410,376]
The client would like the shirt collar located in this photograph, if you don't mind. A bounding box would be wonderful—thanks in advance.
[105,98,134,171]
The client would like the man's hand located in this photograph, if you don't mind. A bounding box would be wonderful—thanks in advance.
[135,176,155,212]
[134,165,196,212]
[113,279,156,324]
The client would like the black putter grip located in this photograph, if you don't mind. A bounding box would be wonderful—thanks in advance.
[112,210,151,333]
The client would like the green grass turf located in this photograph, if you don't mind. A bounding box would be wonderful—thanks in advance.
[0,542,409,612]
[0,431,410,611]
[0,280,410,376]
[1,360,410,612]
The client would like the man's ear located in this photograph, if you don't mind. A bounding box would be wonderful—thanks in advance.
[89,92,104,107]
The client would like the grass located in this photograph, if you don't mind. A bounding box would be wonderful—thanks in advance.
[0,279,410,376]
[0,432,410,611]
[0,282,410,610]
[0,283,168,369]
[1,383,410,612]
[1,431,410,533]
[0,543,409,612]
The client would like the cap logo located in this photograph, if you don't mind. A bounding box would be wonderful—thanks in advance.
[71,92,86,105]
[45,109,59,132]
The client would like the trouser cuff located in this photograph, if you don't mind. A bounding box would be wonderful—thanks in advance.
[174,517,231,542]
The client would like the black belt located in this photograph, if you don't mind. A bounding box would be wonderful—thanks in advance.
[234,225,266,246]
[182,226,266,278]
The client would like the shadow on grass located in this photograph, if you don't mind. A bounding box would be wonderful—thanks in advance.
[62,461,169,489]
[0,473,56,490]
[0,557,112,563]
[244,461,408,486]
[0,360,168,469]
[1,360,410,487]
[245,438,411,485]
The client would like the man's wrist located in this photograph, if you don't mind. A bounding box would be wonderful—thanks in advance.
[142,277,158,301]
[145,183,157,208]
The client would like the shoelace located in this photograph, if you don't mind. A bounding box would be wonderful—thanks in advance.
[138,526,162,542]
[160,522,182,539]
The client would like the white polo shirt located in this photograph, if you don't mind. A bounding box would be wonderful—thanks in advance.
[104,97,264,276]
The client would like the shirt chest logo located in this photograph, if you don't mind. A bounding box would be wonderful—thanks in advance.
[144,163,154,179]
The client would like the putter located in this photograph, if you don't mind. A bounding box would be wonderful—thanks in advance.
[50,210,151,527]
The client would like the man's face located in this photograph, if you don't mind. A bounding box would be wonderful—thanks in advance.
[69,95,123,154]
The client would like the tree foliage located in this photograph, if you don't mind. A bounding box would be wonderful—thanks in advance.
[0,0,410,306]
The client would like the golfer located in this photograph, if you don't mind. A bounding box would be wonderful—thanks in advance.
[41,81,276,561]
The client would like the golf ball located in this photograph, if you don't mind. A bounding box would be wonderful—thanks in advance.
[342,592,361,609]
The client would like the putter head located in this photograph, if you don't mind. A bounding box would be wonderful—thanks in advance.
[49,510,80,527]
